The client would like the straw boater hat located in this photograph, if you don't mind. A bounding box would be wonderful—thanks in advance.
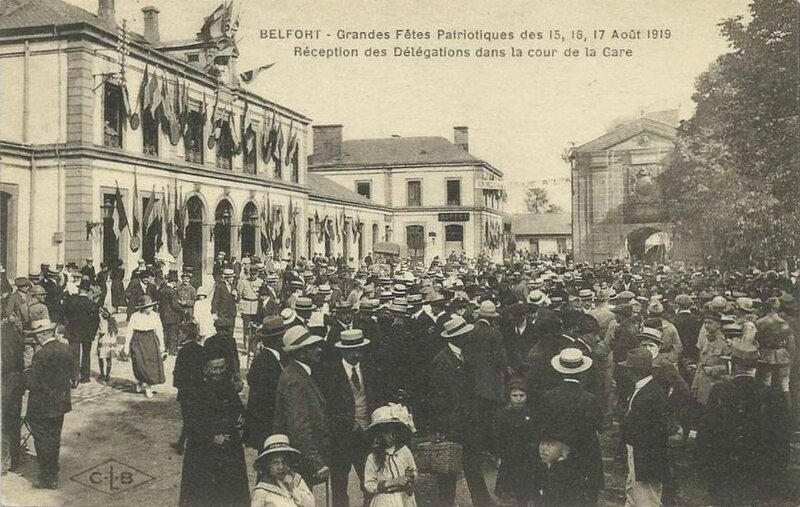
[336,329,370,349]
[440,315,474,339]
[578,289,595,301]
[295,297,316,312]
[282,325,324,353]
[551,348,593,374]
[26,318,57,335]
[221,268,235,278]
[254,434,300,465]
[477,300,500,319]
[637,327,664,345]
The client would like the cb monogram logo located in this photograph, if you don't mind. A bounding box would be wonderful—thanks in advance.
[70,458,154,495]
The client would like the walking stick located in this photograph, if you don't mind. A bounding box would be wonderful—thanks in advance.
[325,476,332,507]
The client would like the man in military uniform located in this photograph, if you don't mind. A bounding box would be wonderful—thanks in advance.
[2,278,31,333]
[23,285,51,369]
[176,271,197,321]
[236,267,261,354]
[697,343,790,505]
[40,268,63,323]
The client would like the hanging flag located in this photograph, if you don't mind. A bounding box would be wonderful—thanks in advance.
[284,122,297,165]
[272,122,284,166]
[121,83,135,129]
[199,2,232,41]
[130,172,141,252]
[114,183,129,233]
[239,63,275,84]
[148,67,161,114]
[174,184,183,256]
[142,186,157,234]
[260,111,271,163]
[229,107,241,154]
[137,63,150,114]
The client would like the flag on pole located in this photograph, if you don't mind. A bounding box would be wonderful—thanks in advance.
[239,63,275,84]
[174,184,183,256]
[114,183,129,233]
[131,172,141,252]
[149,67,161,114]
[137,63,150,113]
[200,2,232,41]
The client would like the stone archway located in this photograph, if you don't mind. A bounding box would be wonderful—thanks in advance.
[241,201,258,258]
[214,199,234,261]
[626,226,660,262]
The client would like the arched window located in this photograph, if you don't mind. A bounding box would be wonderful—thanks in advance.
[406,225,425,264]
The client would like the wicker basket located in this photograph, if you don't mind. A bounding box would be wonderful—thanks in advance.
[414,440,463,476]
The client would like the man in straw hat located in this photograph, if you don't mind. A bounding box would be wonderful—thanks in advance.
[251,434,315,507]
[243,316,286,450]
[323,329,383,507]
[696,342,789,506]
[23,318,74,489]
[211,268,238,338]
[274,325,331,485]
[429,315,491,507]
[536,347,603,506]
[620,346,670,507]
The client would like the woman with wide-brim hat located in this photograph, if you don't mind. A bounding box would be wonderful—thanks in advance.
[127,295,166,397]
[250,434,314,507]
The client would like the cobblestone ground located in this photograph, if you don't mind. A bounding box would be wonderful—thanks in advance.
[3,314,800,506]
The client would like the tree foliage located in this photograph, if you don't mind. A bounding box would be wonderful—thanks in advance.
[660,0,799,266]
[524,186,564,214]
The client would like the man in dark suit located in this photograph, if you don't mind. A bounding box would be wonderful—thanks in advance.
[620,347,670,506]
[430,315,491,507]
[159,270,183,356]
[502,302,538,373]
[243,316,285,449]
[211,269,237,338]
[23,319,74,489]
[326,301,354,345]
[536,348,604,505]
[671,294,701,381]
[273,325,331,486]
[321,329,384,507]
[1,319,25,474]
[79,257,96,280]
[171,321,205,454]
[696,343,790,506]
[62,279,99,385]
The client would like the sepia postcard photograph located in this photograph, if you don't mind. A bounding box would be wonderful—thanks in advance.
[0,0,798,505]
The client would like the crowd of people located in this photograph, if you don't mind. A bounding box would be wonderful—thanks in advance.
[1,251,798,506]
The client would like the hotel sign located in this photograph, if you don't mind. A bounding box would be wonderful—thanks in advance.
[438,213,470,222]
[476,180,505,190]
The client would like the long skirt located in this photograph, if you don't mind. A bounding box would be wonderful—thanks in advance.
[180,437,250,507]
[129,330,165,385]
[111,279,127,308]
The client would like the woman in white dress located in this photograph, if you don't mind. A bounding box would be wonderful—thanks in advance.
[250,434,314,507]
[363,404,418,507]
[127,295,166,397]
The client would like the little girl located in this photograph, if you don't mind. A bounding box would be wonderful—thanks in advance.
[494,378,538,506]
[95,307,121,382]
[364,404,418,507]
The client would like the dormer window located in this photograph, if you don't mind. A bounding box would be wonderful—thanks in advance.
[187,53,200,63]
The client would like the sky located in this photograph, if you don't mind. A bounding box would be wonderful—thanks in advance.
[70,0,753,212]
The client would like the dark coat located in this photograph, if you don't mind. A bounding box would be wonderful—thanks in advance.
[173,341,206,401]
[63,294,100,343]
[621,379,670,482]
[672,311,701,362]
[428,346,478,445]
[243,348,283,449]
[652,354,690,404]
[25,339,74,419]
[158,284,183,325]
[522,336,564,405]
[538,381,604,498]
[464,319,507,404]
[1,322,25,399]
[493,405,539,502]
[502,318,538,373]
[179,381,249,507]
[273,361,331,482]
[211,281,237,321]
[319,354,383,443]
[696,375,789,486]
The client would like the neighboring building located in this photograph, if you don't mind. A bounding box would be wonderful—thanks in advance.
[0,0,388,282]
[309,125,510,264]
[512,213,572,258]
[567,110,689,264]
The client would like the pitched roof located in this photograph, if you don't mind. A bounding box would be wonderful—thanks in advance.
[513,213,572,236]
[0,0,146,42]
[306,173,384,208]
[311,136,481,168]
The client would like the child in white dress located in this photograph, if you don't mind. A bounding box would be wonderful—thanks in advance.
[364,404,418,507]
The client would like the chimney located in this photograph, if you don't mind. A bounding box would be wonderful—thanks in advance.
[454,126,469,152]
[98,0,115,24]
[142,6,160,44]
[312,125,343,164]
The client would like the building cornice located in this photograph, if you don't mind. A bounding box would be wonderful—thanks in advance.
[309,160,503,178]
[0,23,312,124]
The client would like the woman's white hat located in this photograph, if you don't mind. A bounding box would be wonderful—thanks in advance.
[254,434,300,464]
[367,403,416,433]
[551,347,593,374]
